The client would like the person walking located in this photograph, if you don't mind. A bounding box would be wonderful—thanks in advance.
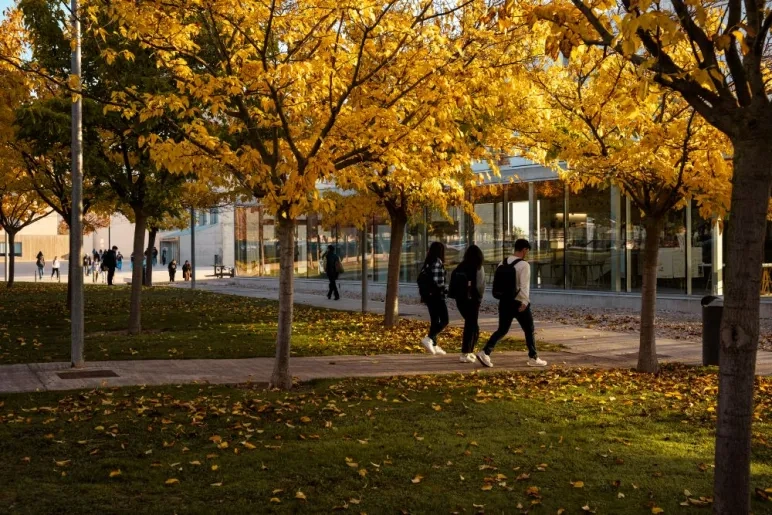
[102,246,118,286]
[182,260,191,281]
[35,251,45,280]
[83,254,91,277]
[168,259,177,282]
[91,258,99,283]
[116,252,123,270]
[449,245,485,363]
[322,245,341,300]
[161,248,167,266]
[419,242,449,355]
[51,256,60,280]
[477,239,547,368]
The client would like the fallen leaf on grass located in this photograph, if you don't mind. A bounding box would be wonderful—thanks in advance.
[571,480,584,488]
[358,469,367,477]
[651,508,664,514]
[300,416,312,423]
[189,461,201,466]
[210,482,222,487]
[165,478,179,485]
[211,465,219,471]
[411,475,423,484]
[109,470,121,478]
[270,498,281,504]
[295,491,307,501]
[481,484,493,491]
[54,460,71,467]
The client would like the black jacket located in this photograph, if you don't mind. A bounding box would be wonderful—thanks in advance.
[102,250,117,268]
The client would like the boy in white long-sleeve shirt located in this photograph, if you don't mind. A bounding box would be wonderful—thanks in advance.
[477,239,547,368]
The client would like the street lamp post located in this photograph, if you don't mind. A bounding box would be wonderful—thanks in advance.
[69,0,84,367]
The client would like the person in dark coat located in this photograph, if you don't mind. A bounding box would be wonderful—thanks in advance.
[182,260,191,281]
[102,246,118,286]
[323,245,341,301]
[168,260,177,282]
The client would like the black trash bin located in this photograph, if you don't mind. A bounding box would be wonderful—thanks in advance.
[701,295,722,366]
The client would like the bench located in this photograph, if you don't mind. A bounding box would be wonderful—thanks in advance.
[213,264,235,278]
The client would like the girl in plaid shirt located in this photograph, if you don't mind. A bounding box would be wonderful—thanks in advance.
[420,242,449,355]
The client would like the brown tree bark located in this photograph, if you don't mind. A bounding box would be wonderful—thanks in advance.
[713,139,772,513]
[128,211,147,335]
[384,207,407,328]
[145,228,158,287]
[637,215,665,373]
[6,231,17,288]
[270,214,295,390]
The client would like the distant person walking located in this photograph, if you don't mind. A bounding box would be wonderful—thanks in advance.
[449,245,485,363]
[116,252,123,270]
[51,256,60,280]
[162,248,167,266]
[477,239,547,368]
[102,246,118,286]
[418,242,448,355]
[35,252,45,279]
[323,245,342,300]
[91,258,99,283]
[168,260,177,282]
[182,260,191,281]
[83,254,91,277]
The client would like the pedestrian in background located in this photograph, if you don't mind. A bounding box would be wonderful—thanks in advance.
[35,251,45,279]
[168,259,177,282]
[322,245,342,301]
[182,260,191,281]
[51,256,60,280]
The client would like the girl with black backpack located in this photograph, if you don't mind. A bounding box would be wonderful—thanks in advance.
[419,242,449,355]
[449,245,485,363]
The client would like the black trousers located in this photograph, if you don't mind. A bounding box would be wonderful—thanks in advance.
[107,266,116,286]
[426,295,449,344]
[327,277,339,299]
[169,271,176,282]
[51,269,60,279]
[483,301,537,358]
[456,299,481,354]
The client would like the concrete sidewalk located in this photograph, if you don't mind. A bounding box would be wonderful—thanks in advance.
[2,280,771,394]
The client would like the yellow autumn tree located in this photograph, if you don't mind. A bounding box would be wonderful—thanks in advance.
[103,0,521,388]
[522,0,771,506]
[516,47,732,373]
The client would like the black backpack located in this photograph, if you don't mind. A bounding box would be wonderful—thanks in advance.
[448,264,472,301]
[417,264,438,302]
[491,258,522,301]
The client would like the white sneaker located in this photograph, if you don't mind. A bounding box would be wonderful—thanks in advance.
[421,337,436,355]
[465,353,477,363]
[476,351,493,368]
[434,345,447,355]
[527,357,548,367]
[459,354,470,363]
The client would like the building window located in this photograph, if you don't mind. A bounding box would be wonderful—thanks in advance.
[0,241,22,257]
[199,210,208,226]
[209,209,219,225]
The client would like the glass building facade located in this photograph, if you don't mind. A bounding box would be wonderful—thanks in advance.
[234,158,726,296]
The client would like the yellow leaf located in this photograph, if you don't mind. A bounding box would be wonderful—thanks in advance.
[411,475,423,484]
[165,478,180,485]
[481,484,493,491]
[210,482,222,487]
[652,508,664,514]
[358,469,367,477]
[295,491,307,500]
[189,461,201,466]
[211,465,219,471]
[272,489,284,495]
[109,470,122,478]
[242,442,256,450]
[55,460,71,467]
[300,416,312,423]
[270,498,281,504]
[572,480,585,488]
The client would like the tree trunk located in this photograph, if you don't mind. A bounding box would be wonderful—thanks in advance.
[270,214,295,390]
[145,228,158,287]
[637,215,664,373]
[384,207,407,328]
[128,211,147,335]
[713,139,772,513]
[6,231,16,288]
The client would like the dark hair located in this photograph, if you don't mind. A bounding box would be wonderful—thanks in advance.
[514,239,531,252]
[424,242,445,268]
[327,245,335,251]
[462,245,484,270]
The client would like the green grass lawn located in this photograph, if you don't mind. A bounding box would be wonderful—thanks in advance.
[0,283,558,364]
[1,365,771,513]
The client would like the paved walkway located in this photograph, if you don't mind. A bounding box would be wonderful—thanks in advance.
[2,280,771,394]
